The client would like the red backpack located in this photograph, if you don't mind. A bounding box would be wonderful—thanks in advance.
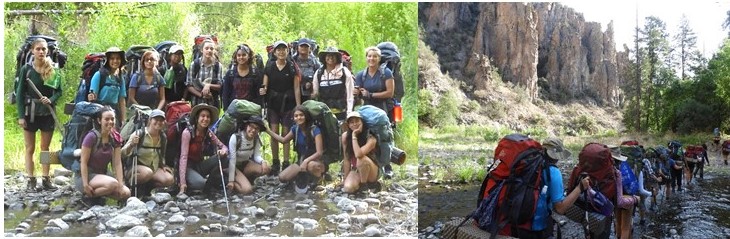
[164,101,192,168]
[723,140,730,153]
[460,134,547,238]
[621,140,639,146]
[569,143,618,204]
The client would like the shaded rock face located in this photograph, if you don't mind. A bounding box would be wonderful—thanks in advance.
[419,2,626,106]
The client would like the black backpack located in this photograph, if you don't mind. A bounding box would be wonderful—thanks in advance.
[58,102,105,171]
[124,45,156,90]
[73,53,107,105]
[376,42,403,101]
[9,35,67,104]
[155,41,181,77]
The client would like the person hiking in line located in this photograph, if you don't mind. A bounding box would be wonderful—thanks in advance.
[667,142,684,192]
[610,147,641,239]
[312,46,355,121]
[164,44,188,103]
[177,104,228,195]
[260,40,301,176]
[292,38,321,102]
[354,46,395,179]
[121,109,175,197]
[341,112,382,194]
[222,44,262,111]
[187,39,224,109]
[654,148,672,199]
[722,139,730,165]
[265,105,324,189]
[695,143,710,179]
[128,51,166,110]
[76,106,131,206]
[88,47,128,129]
[15,37,62,191]
[226,117,271,195]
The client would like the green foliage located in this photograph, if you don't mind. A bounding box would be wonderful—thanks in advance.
[571,115,597,135]
[433,89,459,127]
[4,2,419,170]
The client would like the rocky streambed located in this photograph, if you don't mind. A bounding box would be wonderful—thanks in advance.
[4,167,418,237]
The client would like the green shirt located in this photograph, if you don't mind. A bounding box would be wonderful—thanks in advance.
[15,64,63,119]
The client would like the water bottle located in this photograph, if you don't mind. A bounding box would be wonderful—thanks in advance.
[393,99,403,123]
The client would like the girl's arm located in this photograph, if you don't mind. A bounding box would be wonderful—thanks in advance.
[113,146,125,186]
[374,78,395,99]
[353,134,377,159]
[128,74,139,105]
[341,133,351,179]
[266,127,293,143]
[301,132,324,167]
[208,63,224,91]
[209,130,228,155]
[157,85,166,110]
[294,73,302,106]
[178,129,192,188]
[345,68,355,113]
[228,135,237,182]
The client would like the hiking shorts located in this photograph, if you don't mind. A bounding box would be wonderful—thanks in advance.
[22,115,54,132]
[267,109,293,130]
[74,171,110,192]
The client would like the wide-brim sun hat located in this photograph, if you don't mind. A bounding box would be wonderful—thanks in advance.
[318,46,342,65]
[608,145,628,161]
[190,103,219,126]
[105,47,127,66]
[542,137,572,161]
[243,116,267,131]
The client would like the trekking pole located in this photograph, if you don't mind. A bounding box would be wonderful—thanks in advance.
[24,78,63,134]
[217,156,231,222]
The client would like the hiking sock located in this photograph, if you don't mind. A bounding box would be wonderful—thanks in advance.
[26,176,37,191]
[270,159,281,176]
[41,176,57,190]
[383,164,394,179]
[323,164,333,182]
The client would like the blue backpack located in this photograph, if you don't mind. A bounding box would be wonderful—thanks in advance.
[59,102,105,171]
[619,161,639,195]
[358,105,394,166]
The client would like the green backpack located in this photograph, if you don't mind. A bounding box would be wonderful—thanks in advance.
[120,104,153,142]
[214,99,262,145]
[300,100,342,166]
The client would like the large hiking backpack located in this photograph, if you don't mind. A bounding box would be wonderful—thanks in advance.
[300,100,342,165]
[155,41,181,77]
[460,134,548,237]
[376,42,403,101]
[74,53,106,102]
[684,145,703,163]
[192,35,218,62]
[358,105,395,166]
[722,140,730,153]
[124,45,156,90]
[58,102,105,171]
[213,99,262,145]
[120,104,153,142]
[9,35,68,104]
[569,143,619,205]
[339,49,353,72]
[164,101,192,168]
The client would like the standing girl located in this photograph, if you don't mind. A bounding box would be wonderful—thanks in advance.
[128,51,166,110]
[265,105,323,189]
[187,39,224,108]
[88,47,127,128]
[222,44,262,111]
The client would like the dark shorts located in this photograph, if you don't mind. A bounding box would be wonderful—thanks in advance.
[23,115,55,132]
[267,109,293,130]
[74,171,108,192]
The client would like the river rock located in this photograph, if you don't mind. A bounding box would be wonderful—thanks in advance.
[342,204,356,213]
[176,194,188,201]
[168,215,185,224]
[352,214,380,225]
[242,195,255,202]
[50,205,65,213]
[186,216,200,224]
[255,208,265,217]
[38,204,50,212]
[335,213,351,223]
[363,198,381,205]
[30,211,41,218]
[53,168,72,177]
[47,218,69,230]
[242,206,258,216]
[61,212,81,221]
[364,226,381,237]
[146,200,157,211]
[265,207,278,217]
[670,229,678,235]
[295,218,319,230]
[210,223,222,232]
[169,207,180,213]
[105,214,143,230]
[163,201,177,210]
[338,223,351,231]
[295,203,309,209]
[227,225,247,235]
[163,229,181,236]
[152,193,173,203]
[156,234,166,237]
[125,226,152,237]
[119,197,149,217]
[293,223,304,235]
[256,220,273,227]
[96,222,106,231]
[238,217,251,226]
[77,210,96,221]
[200,225,210,232]
[307,207,317,214]
[18,222,30,230]
[153,221,166,231]
[204,211,224,220]
[43,226,62,234]
[53,176,70,186]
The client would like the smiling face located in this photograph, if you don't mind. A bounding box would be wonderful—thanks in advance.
[143,52,159,71]
[366,50,380,67]
[297,44,310,56]
[98,110,116,133]
[32,41,48,60]
[149,116,165,132]
[293,109,307,126]
[274,46,288,60]
[347,117,363,132]
[196,109,212,128]
[235,49,250,66]
[107,53,123,70]
[246,123,260,138]
[325,54,338,66]
[170,52,182,64]
[203,42,215,59]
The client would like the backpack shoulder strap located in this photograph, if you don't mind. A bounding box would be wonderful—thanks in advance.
[192,58,201,79]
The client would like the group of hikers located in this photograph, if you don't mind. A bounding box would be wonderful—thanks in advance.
[13,35,405,207]
[459,133,730,239]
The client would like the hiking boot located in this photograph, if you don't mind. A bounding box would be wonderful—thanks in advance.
[41,176,57,190]
[294,172,309,194]
[26,177,38,192]
[282,160,290,171]
[368,181,382,193]
[270,159,281,176]
[383,164,394,179]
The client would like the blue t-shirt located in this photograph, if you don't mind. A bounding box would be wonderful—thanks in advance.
[355,67,393,94]
[89,71,127,105]
[129,72,165,108]
[290,125,321,157]
[532,166,564,231]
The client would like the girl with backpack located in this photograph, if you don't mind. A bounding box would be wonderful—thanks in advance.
[164,45,188,103]
[312,46,355,121]
[265,105,324,190]
[128,51,166,110]
[222,44,262,111]
[187,39,224,109]
[354,46,395,179]
[15,37,62,191]
[177,104,228,195]
[610,148,640,239]
[341,112,381,193]
[121,109,175,197]
[260,40,302,176]
[226,116,270,195]
[75,106,131,206]
[88,47,128,128]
